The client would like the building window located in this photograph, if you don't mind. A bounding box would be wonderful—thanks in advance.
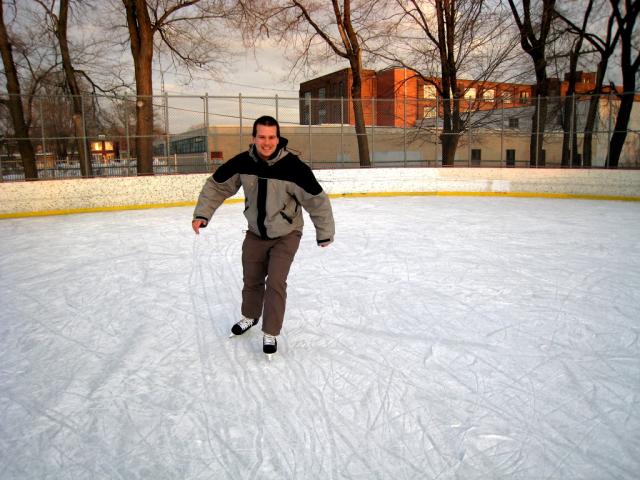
[519,91,530,104]
[170,136,206,155]
[464,87,476,100]
[471,148,481,165]
[482,89,494,100]
[506,149,516,167]
[318,107,327,124]
[424,85,437,99]
[502,91,513,104]
[423,106,437,118]
[508,117,519,129]
[338,81,345,97]
[302,91,311,124]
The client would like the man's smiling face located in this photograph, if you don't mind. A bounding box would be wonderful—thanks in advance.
[253,125,278,160]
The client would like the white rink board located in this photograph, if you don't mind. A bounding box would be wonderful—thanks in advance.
[1,167,639,216]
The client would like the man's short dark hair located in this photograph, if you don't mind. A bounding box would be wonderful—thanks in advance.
[253,115,280,138]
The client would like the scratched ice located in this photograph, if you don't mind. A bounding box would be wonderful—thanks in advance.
[1,196,639,479]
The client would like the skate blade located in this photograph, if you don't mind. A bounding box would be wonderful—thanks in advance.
[266,354,273,361]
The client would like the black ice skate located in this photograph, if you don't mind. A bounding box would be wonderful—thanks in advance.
[230,317,259,337]
[263,334,277,358]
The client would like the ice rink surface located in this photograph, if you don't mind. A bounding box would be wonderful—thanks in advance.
[1,195,639,479]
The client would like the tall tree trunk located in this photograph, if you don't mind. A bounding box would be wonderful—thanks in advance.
[0,0,37,179]
[608,73,635,168]
[350,63,370,167]
[582,59,608,167]
[124,0,155,175]
[436,0,462,166]
[57,0,92,177]
[561,63,578,167]
[342,1,370,167]
[530,58,549,167]
[607,0,639,168]
[508,0,556,168]
[440,95,461,166]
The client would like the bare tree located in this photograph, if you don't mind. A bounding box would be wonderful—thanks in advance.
[261,0,378,167]
[553,0,595,167]
[34,0,96,176]
[556,0,620,167]
[508,0,557,166]
[121,0,234,175]
[608,0,639,168]
[0,0,37,179]
[375,0,518,165]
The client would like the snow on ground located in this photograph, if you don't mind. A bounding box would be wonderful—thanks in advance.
[1,196,639,479]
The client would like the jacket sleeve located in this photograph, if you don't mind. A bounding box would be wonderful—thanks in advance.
[295,166,335,245]
[193,159,242,224]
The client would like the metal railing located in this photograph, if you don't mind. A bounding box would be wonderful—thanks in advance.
[1,92,638,181]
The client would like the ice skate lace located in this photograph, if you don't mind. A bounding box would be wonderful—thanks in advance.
[237,317,255,330]
[263,334,277,346]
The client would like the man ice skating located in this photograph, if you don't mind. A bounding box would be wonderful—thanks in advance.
[192,115,335,357]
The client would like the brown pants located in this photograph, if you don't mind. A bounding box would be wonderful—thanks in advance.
[241,230,302,336]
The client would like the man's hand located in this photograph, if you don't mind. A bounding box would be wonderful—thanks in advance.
[192,219,207,235]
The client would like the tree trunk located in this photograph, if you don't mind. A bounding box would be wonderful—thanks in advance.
[561,43,582,167]
[0,1,37,179]
[133,58,154,175]
[350,71,370,167]
[608,87,634,168]
[441,130,460,166]
[582,59,608,167]
[57,0,92,177]
[440,95,460,166]
[561,94,580,167]
[507,0,555,168]
[124,0,155,175]
[607,2,638,169]
[530,71,549,167]
[435,0,463,167]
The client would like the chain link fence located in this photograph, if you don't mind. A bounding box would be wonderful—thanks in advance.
[1,92,638,181]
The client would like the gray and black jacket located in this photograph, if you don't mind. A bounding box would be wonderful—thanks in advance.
[193,138,334,246]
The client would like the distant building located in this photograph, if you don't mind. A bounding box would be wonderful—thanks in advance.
[298,67,622,128]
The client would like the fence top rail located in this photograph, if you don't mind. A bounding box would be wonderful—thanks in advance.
[1,92,639,102]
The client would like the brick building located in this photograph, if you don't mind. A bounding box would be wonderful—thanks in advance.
[299,67,609,127]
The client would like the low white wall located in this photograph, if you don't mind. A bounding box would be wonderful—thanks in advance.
[1,168,639,217]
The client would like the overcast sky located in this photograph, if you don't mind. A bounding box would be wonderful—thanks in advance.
[154,38,346,99]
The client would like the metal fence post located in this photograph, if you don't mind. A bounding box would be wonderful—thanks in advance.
[124,96,131,175]
[468,98,472,166]
[569,94,574,168]
[275,94,279,122]
[164,92,170,169]
[500,98,504,167]
[39,97,47,175]
[239,93,243,151]
[606,91,613,168]
[435,95,439,166]
[81,94,90,176]
[371,97,375,166]
[204,93,209,167]
[403,89,407,167]
[340,96,344,165]
[308,99,312,167]
[535,95,541,167]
